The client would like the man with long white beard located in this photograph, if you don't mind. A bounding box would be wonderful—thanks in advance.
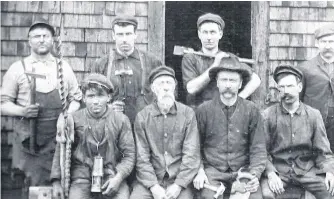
[130,66,200,199]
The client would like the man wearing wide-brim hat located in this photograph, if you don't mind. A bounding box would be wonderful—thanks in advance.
[297,23,334,152]
[194,57,266,199]
[261,64,334,199]
[1,18,82,187]
[130,66,200,199]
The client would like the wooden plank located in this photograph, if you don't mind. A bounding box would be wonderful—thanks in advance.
[147,1,165,63]
[269,7,290,20]
[1,41,17,56]
[115,2,136,16]
[251,1,270,108]
[136,2,148,16]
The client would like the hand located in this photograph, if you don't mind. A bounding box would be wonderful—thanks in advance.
[23,104,39,118]
[110,100,125,112]
[325,172,334,196]
[52,181,64,199]
[193,168,209,190]
[101,175,122,196]
[267,172,285,195]
[165,183,182,199]
[244,176,259,193]
[150,184,167,199]
[212,52,230,68]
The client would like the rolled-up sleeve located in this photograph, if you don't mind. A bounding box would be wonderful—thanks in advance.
[181,54,199,88]
[134,113,159,188]
[1,61,22,103]
[63,61,82,103]
[115,115,136,180]
[175,110,201,188]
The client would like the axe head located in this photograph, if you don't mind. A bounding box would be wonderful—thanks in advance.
[213,182,225,199]
[173,45,195,56]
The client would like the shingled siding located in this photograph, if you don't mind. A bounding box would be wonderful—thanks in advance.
[268,1,334,89]
[0,1,150,194]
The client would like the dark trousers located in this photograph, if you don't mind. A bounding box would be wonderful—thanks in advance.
[261,170,333,199]
[68,179,129,199]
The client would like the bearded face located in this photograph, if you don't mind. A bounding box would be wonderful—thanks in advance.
[151,75,176,111]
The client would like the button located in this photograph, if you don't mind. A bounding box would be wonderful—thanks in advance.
[292,134,295,138]
[289,150,292,153]
[164,133,167,137]
[164,151,168,156]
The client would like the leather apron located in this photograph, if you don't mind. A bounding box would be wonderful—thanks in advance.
[12,60,63,186]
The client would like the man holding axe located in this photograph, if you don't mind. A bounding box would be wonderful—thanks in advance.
[194,57,267,199]
[181,13,261,108]
[1,18,82,187]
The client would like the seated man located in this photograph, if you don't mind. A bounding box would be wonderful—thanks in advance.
[261,65,334,199]
[130,66,200,199]
[194,57,267,199]
[51,73,135,199]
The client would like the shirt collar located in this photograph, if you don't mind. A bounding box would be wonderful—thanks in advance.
[215,94,239,109]
[85,106,110,119]
[318,54,334,65]
[151,100,178,117]
[114,48,140,60]
[280,102,303,115]
[26,54,56,64]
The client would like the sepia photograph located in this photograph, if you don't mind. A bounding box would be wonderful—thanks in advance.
[1,1,334,199]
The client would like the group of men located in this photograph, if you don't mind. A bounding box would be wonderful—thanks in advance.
[1,11,334,199]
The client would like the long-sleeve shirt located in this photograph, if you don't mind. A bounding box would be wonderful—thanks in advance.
[263,102,334,176]
[50,107,135,181]
[196,96,266,179]
[134,101,200,189]
[92,48,162,123]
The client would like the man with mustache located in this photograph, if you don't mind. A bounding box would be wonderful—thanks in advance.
[1,19,82,186]
[130,66,200,199]
[182,13,261,109]
[297,24,334,151]
[51,73,135,199]
[92,15,162,124]
[261,65,334,199]
[194,57,266,199]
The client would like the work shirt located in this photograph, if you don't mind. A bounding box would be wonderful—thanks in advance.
[196,96,266,179]
[263,102,334,176]
[134,101,200,189]
[1,54,82,107]
[50,107,135,181]
[298,55,334,120]
[181,51,253,107]
[93,48,162,123]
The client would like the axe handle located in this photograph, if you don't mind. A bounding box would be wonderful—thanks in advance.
[203,183,217,192]
[29,75,36,153]
[187,51,255,65]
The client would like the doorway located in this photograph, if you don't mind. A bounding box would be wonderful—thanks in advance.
[165,1,252,103]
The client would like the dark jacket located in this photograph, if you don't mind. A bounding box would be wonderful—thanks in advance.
[196,96,267,179]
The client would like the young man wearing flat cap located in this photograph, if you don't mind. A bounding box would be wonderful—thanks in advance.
[130,66,200,199]
[51,73,135,199]
[181,12,261,109]
[194,57,266,199]
[297,24,334,152]
[261,65,334,199]
[1,18,82,186]
[92,15,162,124]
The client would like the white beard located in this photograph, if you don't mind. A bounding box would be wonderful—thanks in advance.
[157,94,175,112]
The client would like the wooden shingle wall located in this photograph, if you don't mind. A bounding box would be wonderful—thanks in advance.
[1,1,151,193]
[268,1,334,87]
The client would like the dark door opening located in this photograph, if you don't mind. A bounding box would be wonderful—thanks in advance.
[165,1,252,103]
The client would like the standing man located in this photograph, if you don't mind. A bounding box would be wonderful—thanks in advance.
[52,73,135,199]
[194,57,266,199]
[297,24,334,151]
[92,15,162,124]
[130,66,200,199]
[261,65,334,199]
[182,13,261,108]
[1,18,82,186]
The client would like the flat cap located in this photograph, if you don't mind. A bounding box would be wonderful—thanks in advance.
[112,15,138,28]
[209,57,251,82]
[273,65,303,83]
[29,18,55,36]
[83,73,114,93]
[149,66,176,84]
[197,13,225,30]
[315,24,334,39]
